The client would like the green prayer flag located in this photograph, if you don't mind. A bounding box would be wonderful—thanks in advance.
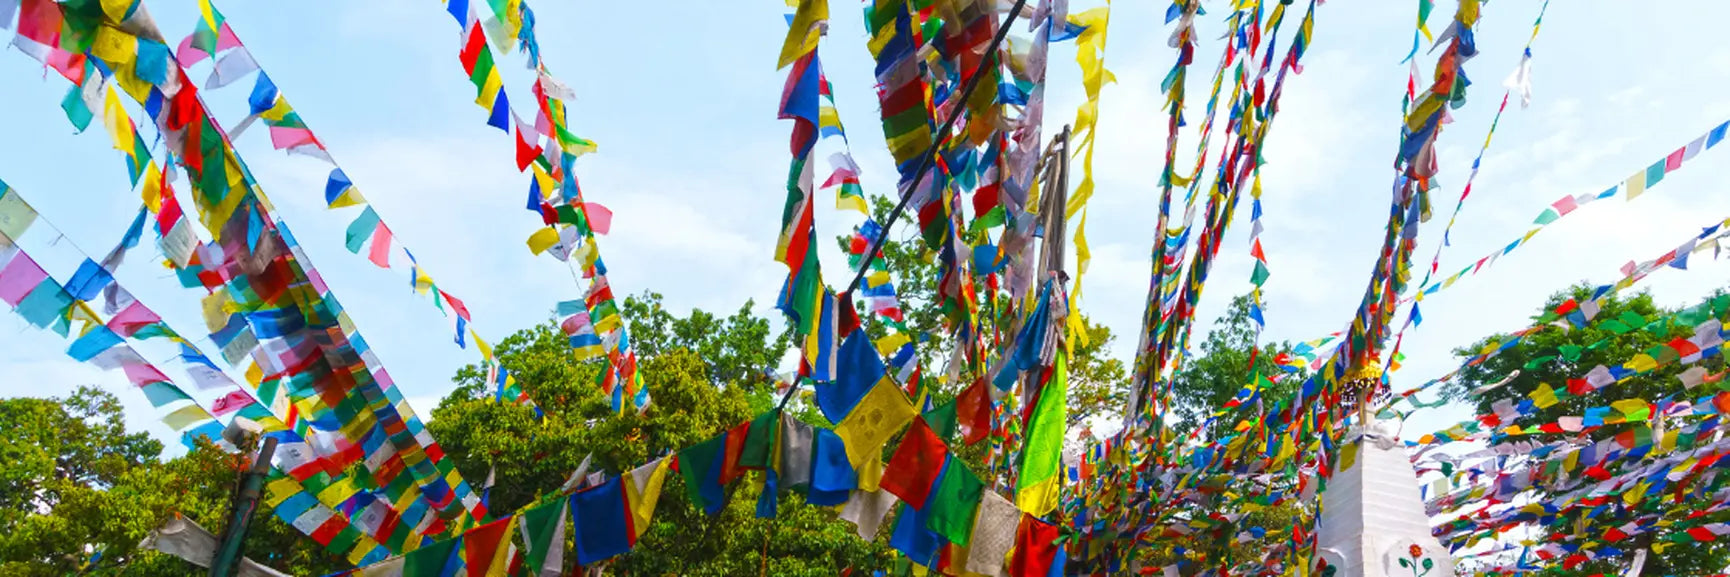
[322,526,361,555]
[739,411,779,469]
[923,399,958,442]
[468,43,495,95]
[61,85,92,132]
[401,532,459,576]
[1250,261,1271,286]
[1644,159,1666,188]
[344,207,381,254]
[926,461,984,545]
[679,434,726,511]
[519,500,567,574]
[1533,208,1560,225]
[1015,351,1068,516]
[1522,355,1556,370]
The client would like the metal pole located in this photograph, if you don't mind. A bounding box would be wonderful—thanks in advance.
[844,0,1032,295]
[209,436,277,577]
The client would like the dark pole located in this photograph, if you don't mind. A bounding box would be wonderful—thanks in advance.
[209,436,277,577]
[844,0,1032,294]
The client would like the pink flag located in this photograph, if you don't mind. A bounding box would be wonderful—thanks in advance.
[1666,147,1686,171]
[107,300,162,337]
[1550,195,1578,217]
[367,223,392,268]
[210,389,254,416]
[121,361,171,387]
[175,34,207,68]
[0,253,47,306]
[268,126,317,151]
[583,203,613,235]
[216,23,243,52]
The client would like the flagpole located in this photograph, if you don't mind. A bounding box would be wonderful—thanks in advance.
[209,435,277,577]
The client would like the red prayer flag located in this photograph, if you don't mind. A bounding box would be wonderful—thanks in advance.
[514,120,542,172]
[440,290,472,322]
[720,420,749,485]
[1008,515,1057,576]
[459,24,487,74]
[310,515,347,545]
[955,378,993,446]
[880,417,947,509]
[16,0,63,47]
[463,516,515,576]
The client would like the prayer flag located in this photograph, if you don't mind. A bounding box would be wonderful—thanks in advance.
[808,427,855,506]
[926,457,984,545]
[881,417,947,509]
[819,330,883,423]
[678,434,727,515]
[1016,352,1068,516]
[571,476,633,565]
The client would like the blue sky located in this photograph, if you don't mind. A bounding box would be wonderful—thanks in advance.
[2,0,1729,449]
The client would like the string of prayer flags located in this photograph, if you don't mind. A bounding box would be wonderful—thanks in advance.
[61,7,486,530]
[179,1,540,416]
[1385,0,1554,379]
[1414,118,1729,300]
[8,5,478,563]
[438,0,645,412]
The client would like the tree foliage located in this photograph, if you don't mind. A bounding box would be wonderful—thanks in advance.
[1167,294,1307,441]
[1439,287,1730,575]
[432,297,894,575]
[0,386,345,576]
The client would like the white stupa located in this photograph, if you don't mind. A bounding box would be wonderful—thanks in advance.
[1314,417,1453,577]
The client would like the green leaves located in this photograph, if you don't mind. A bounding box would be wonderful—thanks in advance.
[437,305,894,574]
[0,387,346,576]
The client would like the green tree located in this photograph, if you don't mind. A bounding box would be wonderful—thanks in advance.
[0,387,345,576]
[1438,287,1730,575]
[432,303,893,575]
[620,291,792,393]
[1167,294,1307,441]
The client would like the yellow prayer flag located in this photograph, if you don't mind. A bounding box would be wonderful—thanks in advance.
[1623,173,1647,201]
[345,537,380,566]
[478,69,504,107]
[778,0,828,69]
[1626,354,1659,374]
[264,477,303,507]
[1531,383,1559,409]
[141,162,163,211]
[874,331,911,357]
[526,226,561,255]
[836,194,868,216]
[101,88,135,154]
[624,459,671,539]
[834,377,916,471]
[474,330,494,361]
